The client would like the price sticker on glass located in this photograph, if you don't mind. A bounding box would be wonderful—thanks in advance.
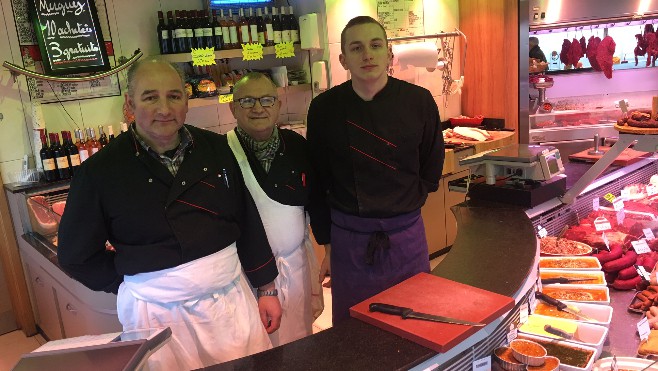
[191,47,216,66]
[218,94,233,104]
[242,43,264,61]
[594,217,612,232]
[275,41,295,58]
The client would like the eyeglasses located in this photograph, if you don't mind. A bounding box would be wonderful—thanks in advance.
[235,96,277,109]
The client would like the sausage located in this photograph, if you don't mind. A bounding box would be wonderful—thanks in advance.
[612,275,643,290]
[592,243,623,264]
[617,265,640,280]
[603,250,637,272]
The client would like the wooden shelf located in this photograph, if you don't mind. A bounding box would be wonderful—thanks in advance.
[160,45,302,63]
[187,83,311,109]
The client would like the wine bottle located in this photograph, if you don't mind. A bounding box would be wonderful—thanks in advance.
[249,8,258,45]
[184,10,194,51]
[63,131,80,175]
[167,11,177,54]
[202,10,214,50]
[238,8,250,45]
[220,9,232,49]
[174,10,187,53]
[107,125,115,142]
[212,9,223,50]
[193,9,204,49]
[39,132,57,182]
[289,6,299,44]
[157,11,170,54]
[98,125,109,147]
[272,7,282,44]
[256,8,266,45]
[87,128,102,156]
[75,129,90,163]
[280,6,291,43]
[51,133,71,180]
[121,122,129,133]
[227,9,239,48]
[264,7,274,46]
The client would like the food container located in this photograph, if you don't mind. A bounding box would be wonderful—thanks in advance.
[518,333,597,371]
[538,256,601,271]
[493,347,527,371]
[592,356,658,370]
[519,315,608,359]
[509,339,547,366]
[539,269,606,285]
[539,237,592,256]
[541,284,610,305]
[527,356,559,371]
[26,196,59,237]
[532,301,613,327]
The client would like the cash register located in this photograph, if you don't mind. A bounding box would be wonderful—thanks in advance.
[458,144,567,207]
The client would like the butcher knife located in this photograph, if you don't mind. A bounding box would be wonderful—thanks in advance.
[534,292,595,321]
[368,303,485,326]
[543,324,584,342]
[540,277,594,284]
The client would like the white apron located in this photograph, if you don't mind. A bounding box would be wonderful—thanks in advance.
[117,244,272,371]
[228,130,323,347]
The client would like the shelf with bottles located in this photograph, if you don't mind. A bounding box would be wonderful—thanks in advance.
[160,44,302,64]
[187,83,311,109]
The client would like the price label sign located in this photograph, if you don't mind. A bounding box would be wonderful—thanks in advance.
[506,327,518,344]
[645,228,656,241]
[191,47,216,66]
[636,264,651,281]
[617,209,625,225]
[602,232,610,251]
[592,198,600,211]
[472,356,491,371]
[275,41,296,58]
[594,217,612,232]
[620,189,630,200]
[632,239,652,254]
[613,197,625,211]
[638,316,651,342]
[242,43,264,61]
[218,94,233,104]
[519,303,529,324]
[537,225,548,238]
[648,185,658,197]
[604,193,616,203]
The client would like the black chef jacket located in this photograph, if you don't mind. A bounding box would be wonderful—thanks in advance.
[307,77,445,244]
[58,125,278,294]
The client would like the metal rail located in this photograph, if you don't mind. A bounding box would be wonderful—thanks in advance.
[2,50,143,83]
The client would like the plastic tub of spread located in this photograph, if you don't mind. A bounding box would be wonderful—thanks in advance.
[510,339,547,366]
[540,284,610,305]
[538,256,602,271]
[532,301,613,327]
[517,333,597,371]
[539,270,606,285]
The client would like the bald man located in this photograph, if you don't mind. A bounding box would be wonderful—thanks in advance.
[58,59,281,370]
[228,72,322,346]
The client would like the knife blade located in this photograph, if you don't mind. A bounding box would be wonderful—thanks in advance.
[368,303,485,326]
[541,277,593,285]
[535,292,596,321]
[544,324,584,342]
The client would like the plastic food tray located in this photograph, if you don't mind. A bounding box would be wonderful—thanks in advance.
[539,269,606,285]
[532,302,613,327]
[538,257,602,271]
[449,115,484,127]
[517,333,598,371]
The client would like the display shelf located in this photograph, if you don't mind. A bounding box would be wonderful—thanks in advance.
[187,83,311,109]
[159,45,302,63]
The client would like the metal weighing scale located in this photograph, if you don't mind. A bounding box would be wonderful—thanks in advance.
[459,144,567,207]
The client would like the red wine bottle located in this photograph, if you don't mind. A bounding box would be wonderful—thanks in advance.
[40,132,58,182]
[62,131,80,175]
[50,133,71,180]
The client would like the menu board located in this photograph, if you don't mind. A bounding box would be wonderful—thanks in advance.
[28,0,111,75]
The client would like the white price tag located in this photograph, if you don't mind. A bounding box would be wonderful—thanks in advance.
[639,316,651,341]
[593,197,600,211]
[636,265,651,281]
[648,185,658,197]
[537,225,548,238]
[632,240,651,254]
[594,217,612,231]
[520,303,529,324]
[620,189,630,200]
[616,209,625,225]
[645,228,656,241]
[506,327,518,344]
[472,356,491,371]
[613,198,625,211]
[602,233,610,251]
[528,291,537,309]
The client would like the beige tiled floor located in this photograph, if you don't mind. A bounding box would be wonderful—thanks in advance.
[0,256,446,367]
[0,330,46,371]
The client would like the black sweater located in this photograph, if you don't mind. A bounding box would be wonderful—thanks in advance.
[307,78,445,244]
[58,125,278,294]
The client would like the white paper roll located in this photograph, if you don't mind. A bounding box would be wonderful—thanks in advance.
[392,42,438,70]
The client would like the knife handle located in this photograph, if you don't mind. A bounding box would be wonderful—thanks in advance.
[369,303,413,317]
[535,291,567,311]
[541,278,567,285]
[544,324,573,339]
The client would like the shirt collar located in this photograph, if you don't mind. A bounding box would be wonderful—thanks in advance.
[131,123,193,157]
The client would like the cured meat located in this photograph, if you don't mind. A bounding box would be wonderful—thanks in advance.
[586,36,602,71]
[569,38,583,66]
[635,33,648,66]
[26,196,58,236]
[596,36,616,79]
[579,36,587,57]
[450,127,493,142]
[646,32,658,67]
[52,201,66,216]
[559,39,572,67]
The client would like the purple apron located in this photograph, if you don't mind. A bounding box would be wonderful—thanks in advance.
[330,208,431,324]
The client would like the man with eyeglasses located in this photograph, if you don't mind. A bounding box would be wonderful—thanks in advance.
[307,16,445,324]
[228,72,322,346]
[58,59,281,369]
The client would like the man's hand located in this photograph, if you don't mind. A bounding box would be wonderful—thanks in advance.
[319,244,331,288]
[258,295,282,334]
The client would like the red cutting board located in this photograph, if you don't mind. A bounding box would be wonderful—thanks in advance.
[349,273,515,353]
[568,146,649,166]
